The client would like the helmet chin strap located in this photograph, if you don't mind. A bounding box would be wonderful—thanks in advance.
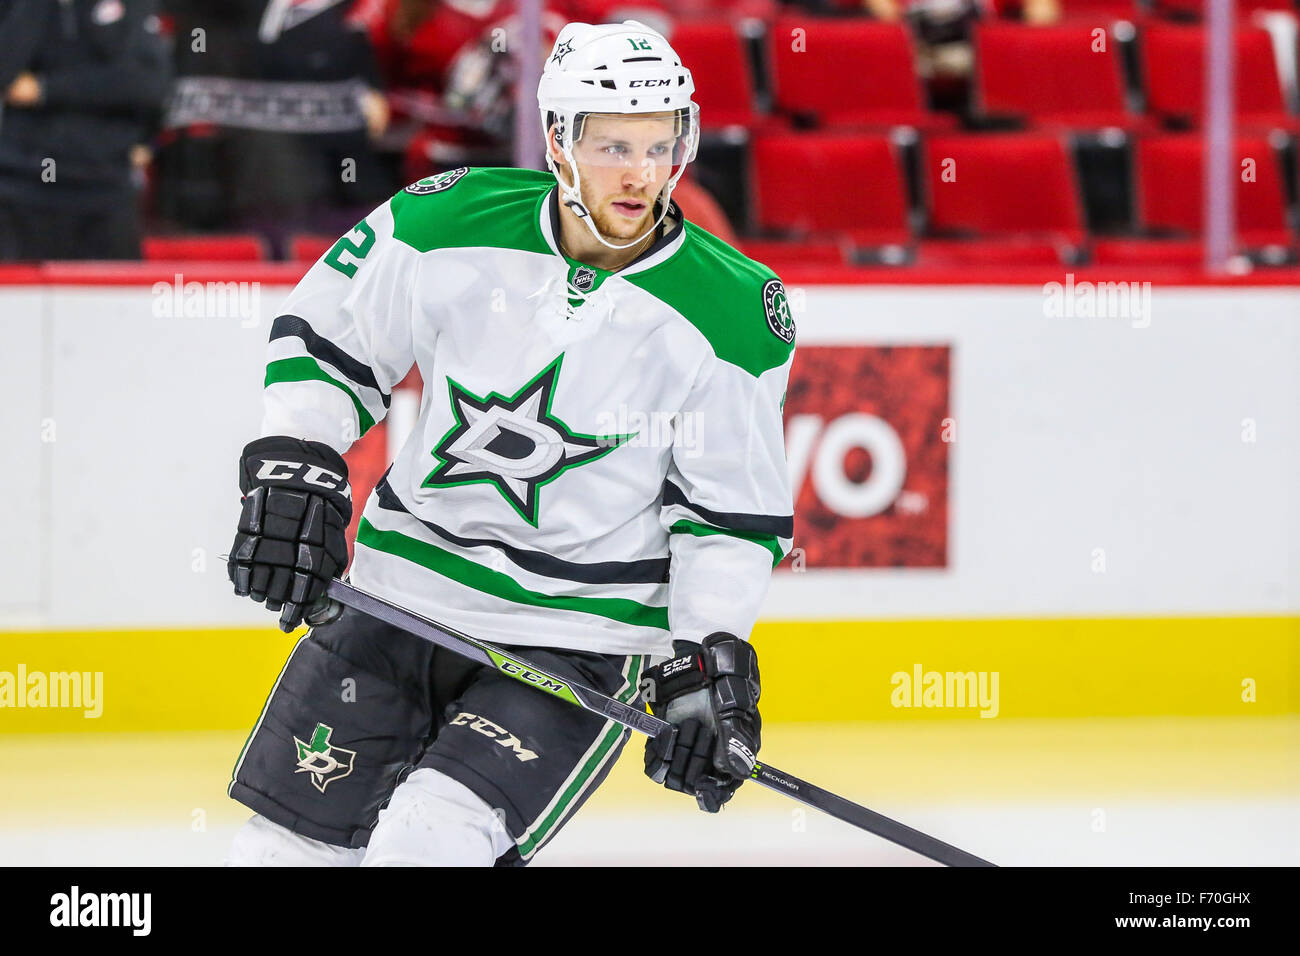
[549,141,683,253]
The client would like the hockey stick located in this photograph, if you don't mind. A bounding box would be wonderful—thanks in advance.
[304,579,996,867]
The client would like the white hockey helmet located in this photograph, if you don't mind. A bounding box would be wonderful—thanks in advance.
[537,20,700,251]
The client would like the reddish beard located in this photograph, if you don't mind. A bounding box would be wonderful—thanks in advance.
[593,204,652,240]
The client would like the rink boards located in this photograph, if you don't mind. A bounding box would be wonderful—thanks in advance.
[0,273,1295,731]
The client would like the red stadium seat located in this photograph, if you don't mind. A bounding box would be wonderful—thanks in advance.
[668,19,757,130]
[915,238,1069,267]
[1090,238,1207,265]
[1056,0,1142,21]
[769,17,951,129]
[1142,25,1289,128]
[751,132,910,247]
[738,239,848,267]
[922,133,1085,247]
[142,234,268,261]
[288,235,336,263]
[975,23,1135,128]
[1134,134,1292,248]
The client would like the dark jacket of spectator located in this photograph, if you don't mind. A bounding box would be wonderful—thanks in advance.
[154,0,390,237]
[0,0,170,210]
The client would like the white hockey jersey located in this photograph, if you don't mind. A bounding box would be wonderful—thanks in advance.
[260,166,796,658]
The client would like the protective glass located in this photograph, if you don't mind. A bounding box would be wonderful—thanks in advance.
[568,106,700,170]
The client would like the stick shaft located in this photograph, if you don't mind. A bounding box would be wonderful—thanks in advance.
[318,580,995,866]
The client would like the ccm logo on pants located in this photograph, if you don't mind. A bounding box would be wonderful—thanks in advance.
[450,712,539,762]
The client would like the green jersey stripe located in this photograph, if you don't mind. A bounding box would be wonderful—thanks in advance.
[269,314,390,407]
[669,517,786,568]
[356,520,670,630]
[265,356,376,435]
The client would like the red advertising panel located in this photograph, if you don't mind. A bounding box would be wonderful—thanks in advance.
[783,345,951,568]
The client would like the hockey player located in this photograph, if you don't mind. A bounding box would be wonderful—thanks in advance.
[225,19,796,866]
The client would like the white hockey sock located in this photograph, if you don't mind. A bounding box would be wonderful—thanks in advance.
[225,812,365,867]
[361,768,516,867]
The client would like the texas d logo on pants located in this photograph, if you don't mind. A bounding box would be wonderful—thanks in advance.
[293,723,355,793]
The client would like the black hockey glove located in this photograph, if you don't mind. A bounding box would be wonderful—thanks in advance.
[228,436,352,633]
[642,633,761,813]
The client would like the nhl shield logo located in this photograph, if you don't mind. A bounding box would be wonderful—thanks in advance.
[572,266,597,293]
[293,723,355,793]
[763,279,795,344]
[404,167,470,195]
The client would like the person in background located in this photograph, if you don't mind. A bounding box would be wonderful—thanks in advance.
[153,0,391,246]
[392,5,572,176]
[0,0,169,261]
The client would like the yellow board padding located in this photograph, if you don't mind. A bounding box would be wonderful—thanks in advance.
[750,617,1298,721]
[0,628,299,734]
[0,616,1295,733]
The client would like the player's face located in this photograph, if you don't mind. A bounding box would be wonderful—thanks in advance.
[564,113,680,242]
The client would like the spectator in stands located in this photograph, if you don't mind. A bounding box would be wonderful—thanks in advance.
[152,0,391,248]
[391,4,572,177]
[985,0,1060,23]
[0,0,169,260]
[875,0,1062,114]
[365,1,570,176]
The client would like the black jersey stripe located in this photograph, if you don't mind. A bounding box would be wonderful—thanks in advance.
[270,314,392,408]
[661,479,794,539]
[375,476,671,585]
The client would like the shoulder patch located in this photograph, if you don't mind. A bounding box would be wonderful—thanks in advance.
[762,278,795,345]
[389,166,553,255]
[405,167,470,195]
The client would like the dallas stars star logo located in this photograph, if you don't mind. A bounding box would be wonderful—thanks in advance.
[550,39,574,65]
[424,355,634,526]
